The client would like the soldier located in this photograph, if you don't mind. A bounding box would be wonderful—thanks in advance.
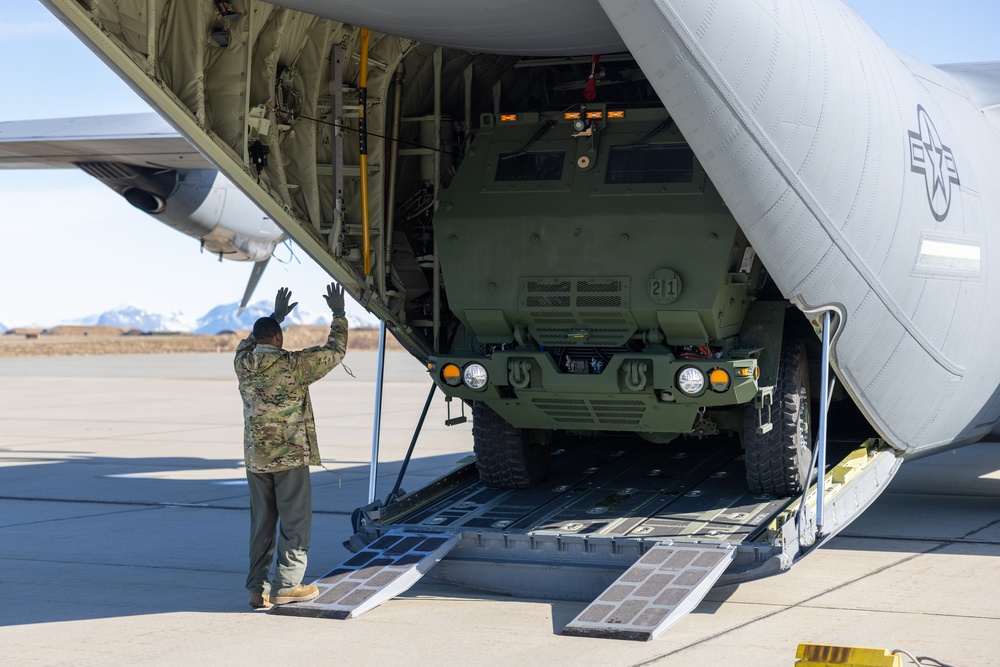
[235,282,348,610]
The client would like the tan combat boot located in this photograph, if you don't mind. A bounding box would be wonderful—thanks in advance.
[249,592,272,610]
[271,584,319,605]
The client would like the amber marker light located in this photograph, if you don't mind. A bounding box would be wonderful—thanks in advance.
[564,112,581,120]
[585,110,603,120]
[607,110,625,119]
[499,114,518,122]
[709,369,731,392]
[735,367,751,377]
[441,363,462,386]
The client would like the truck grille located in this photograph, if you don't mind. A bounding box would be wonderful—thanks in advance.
[531,397,646,426]
[533,327,635,346]
[520,277,636,346]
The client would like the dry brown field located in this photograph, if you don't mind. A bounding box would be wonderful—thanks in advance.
[0,325,401,357]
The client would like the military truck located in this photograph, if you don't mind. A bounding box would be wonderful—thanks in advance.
[419,81,814,496]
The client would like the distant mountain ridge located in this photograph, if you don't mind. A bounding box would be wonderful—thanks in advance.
[49,301,378,334]
[94,306,196,332]
[193,301,329,334]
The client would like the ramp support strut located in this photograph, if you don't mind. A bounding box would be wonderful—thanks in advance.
[815,311,832,535]
[798,310,836,545]
[368,320,387,504]
[385,383,437,505]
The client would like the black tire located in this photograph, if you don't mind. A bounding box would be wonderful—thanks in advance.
[472,401,549,489]
[743,337,812,496]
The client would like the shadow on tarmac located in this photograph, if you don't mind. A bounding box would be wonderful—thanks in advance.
[811,441,1000,554]
[0,451,467,627]
[3,441,999,628]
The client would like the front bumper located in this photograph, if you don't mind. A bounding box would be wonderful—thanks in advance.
[428,351,759,433]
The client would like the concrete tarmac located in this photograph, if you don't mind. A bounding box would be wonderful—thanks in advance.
[1,351,998,666]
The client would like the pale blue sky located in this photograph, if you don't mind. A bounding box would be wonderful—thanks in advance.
[0,1,997,327]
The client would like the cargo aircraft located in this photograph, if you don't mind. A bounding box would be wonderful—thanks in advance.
[22,0,1000,636]
[0,112,286,312]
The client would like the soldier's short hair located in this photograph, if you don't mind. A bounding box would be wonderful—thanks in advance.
[253,316,282,340]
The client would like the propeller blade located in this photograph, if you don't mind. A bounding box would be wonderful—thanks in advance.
[237,258,270,315]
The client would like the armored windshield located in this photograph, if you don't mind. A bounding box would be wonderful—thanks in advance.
[495,151,565,181]
[605,144,695,184]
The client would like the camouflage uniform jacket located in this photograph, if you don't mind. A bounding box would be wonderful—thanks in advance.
[235,317,348,473]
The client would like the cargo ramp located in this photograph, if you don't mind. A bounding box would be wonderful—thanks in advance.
[274,433,899,640]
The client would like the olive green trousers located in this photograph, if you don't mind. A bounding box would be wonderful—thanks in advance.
[245,466,312,597]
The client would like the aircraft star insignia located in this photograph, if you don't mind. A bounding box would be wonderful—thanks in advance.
[908,104,960,221]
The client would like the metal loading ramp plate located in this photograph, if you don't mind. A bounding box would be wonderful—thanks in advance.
[270,530,460,619]
[562,541,736,641]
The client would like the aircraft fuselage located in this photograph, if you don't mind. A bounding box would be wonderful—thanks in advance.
[35,0,1000,488]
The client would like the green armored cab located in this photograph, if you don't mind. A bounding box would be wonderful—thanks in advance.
[426,104,812,496]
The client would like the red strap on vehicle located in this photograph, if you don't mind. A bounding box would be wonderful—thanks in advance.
[584,54,600,102]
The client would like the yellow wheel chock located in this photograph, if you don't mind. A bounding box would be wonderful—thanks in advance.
[795,644,901,667]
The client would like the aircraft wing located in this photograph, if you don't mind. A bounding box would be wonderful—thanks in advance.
[0,113,213,170]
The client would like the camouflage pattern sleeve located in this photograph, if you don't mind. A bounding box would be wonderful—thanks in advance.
[234,318,347,473]
[291,316,348,385]
[234,331,257,369]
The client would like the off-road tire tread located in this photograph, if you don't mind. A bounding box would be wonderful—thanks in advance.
[472,402,547,489]
[743,338,811,496]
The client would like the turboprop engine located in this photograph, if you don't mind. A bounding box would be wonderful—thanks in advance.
[77,161,283,262]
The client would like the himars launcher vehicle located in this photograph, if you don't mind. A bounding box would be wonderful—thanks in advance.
[430,102,801,494]
[23,0,1000,638]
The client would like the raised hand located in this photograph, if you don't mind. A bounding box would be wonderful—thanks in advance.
[324,282,345,317]
[271,287,298,323]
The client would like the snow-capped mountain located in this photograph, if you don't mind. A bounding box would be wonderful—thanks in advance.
[193,301,316,334]
[95,306,197,332]
[193,300,377,334]
[8,301,379,334]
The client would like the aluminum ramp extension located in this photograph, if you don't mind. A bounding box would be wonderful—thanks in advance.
[562,541,736,641]
[271,529,460,619]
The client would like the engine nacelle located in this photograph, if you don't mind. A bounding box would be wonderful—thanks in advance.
[76,161,284,261]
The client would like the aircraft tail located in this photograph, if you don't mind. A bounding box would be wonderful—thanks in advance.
[599,0,990,455]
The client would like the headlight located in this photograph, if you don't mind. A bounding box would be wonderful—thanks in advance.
[463,363,489,390]
[676,367,705,396]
